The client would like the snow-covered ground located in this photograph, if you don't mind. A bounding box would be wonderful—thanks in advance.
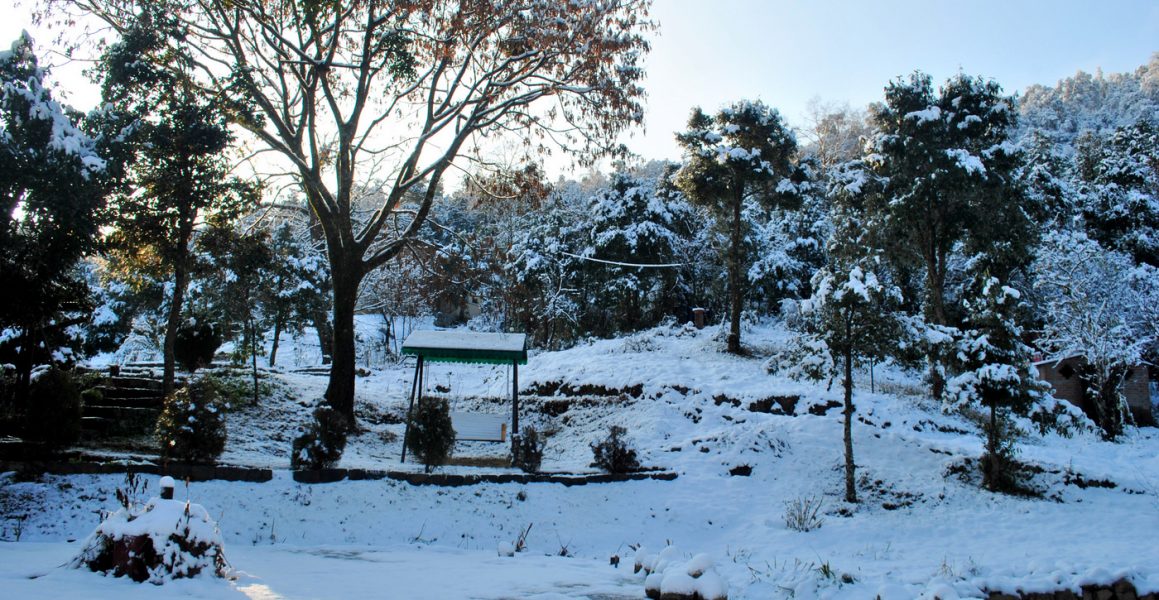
[3,319,1159,599]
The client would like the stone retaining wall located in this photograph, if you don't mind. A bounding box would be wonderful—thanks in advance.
[988,579,1155,600]
[0,460,677,487]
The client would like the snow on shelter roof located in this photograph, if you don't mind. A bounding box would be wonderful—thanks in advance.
[401,330,528,365]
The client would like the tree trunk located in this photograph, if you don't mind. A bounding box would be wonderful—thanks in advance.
[268,311,283,368]
[843,332,857,503]
[727,188,744,354]
[324,259,362,430]
[249,315,260,405]
[162,256,189,396]
[313,310,334,365]
[1092,365,1128,440]
[924,239,947,400]
[983,398,997,491]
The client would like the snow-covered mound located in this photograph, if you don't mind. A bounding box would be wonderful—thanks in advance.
[69,494,229,584]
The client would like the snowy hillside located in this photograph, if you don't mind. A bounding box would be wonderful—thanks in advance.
[3,320,1158,599]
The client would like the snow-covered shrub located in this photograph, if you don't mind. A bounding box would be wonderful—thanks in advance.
[1025,396,1094,437]
[591,425,640,473]
[639,546,728,600]
[173,323,222,373]
[512,426,544,473]
[406,397,455,472]
[156,378,227,464]
[70,495,229,583]
[783,495,824,532]
[22,367,83,448]
[291,405,348,470]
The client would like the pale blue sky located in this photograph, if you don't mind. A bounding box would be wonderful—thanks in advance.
[632,0,1159,160]
[3,1,1157,165]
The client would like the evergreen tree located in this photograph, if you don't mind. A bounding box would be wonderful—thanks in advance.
[0,33,111,399]
[194,225,273,404]
[862,72,1033,398]
[504,187,586,348]
[262,223,330,368]
[675,100,803,353]
[748,156,828,308]
[577,170,695,335]
[946,274,1044,492]
[99,8,255,394]
[1076,119,1159,268]
[794,204,901,503]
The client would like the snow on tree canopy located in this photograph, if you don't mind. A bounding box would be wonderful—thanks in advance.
[1,33,105,178]
[905,105,943,123]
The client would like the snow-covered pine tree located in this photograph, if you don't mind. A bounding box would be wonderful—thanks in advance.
[577,169,696,335]
[1075,119,1159,269]
[675,100,803,353]
[194,225,274,404]
[946,273,1044,492]
[748,156,828,309]
[862,72,1033,399]
[262,223,330,368]
[793,182,901,503]
[0,32,110,399]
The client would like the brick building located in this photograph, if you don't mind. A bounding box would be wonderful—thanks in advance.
[1032,356,1154,425]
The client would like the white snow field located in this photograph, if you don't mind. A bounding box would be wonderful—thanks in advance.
[3,319,1159,599]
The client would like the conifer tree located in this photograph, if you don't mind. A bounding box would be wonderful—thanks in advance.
[947,274,1043,491]
[862,72,1033,398]
[675,100,803,353]
[0,33,111,398]
[793,175,901,503]
[99,8,255,394]
[1076,119,1159,268]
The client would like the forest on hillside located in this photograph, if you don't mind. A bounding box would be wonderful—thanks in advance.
[2,3,1157,473]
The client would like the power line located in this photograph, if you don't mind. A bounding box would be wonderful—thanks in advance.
[558,251,686,269]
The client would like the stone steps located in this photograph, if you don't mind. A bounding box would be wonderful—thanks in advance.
[82,375,168,437]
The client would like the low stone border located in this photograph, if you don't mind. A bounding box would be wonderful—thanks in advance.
[987,579,1155,600]
[0,460,273,483]
[1,459,676,487]
[294,469,679,486]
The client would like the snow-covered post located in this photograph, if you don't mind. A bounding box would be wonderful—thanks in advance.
[159,476,175,500]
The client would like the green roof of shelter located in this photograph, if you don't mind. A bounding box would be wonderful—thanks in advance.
[401,330,528,365]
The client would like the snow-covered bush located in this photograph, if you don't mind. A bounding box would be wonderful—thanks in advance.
[590,425,640,473]
[70,495,229,583]
[291,405,348,470]
[156,378,227,464]
[22,367,83,449]
[406,397,455,473]
[512,426,544,473]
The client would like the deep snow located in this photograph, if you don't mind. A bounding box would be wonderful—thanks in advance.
[3,319,1159,599]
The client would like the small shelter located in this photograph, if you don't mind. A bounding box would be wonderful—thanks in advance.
[400,330,528,462]
[1032,356,1153,424]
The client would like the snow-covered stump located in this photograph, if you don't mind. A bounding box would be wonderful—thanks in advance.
[70,490,229,584]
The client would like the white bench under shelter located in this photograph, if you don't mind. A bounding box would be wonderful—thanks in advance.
[399,330,528,462]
